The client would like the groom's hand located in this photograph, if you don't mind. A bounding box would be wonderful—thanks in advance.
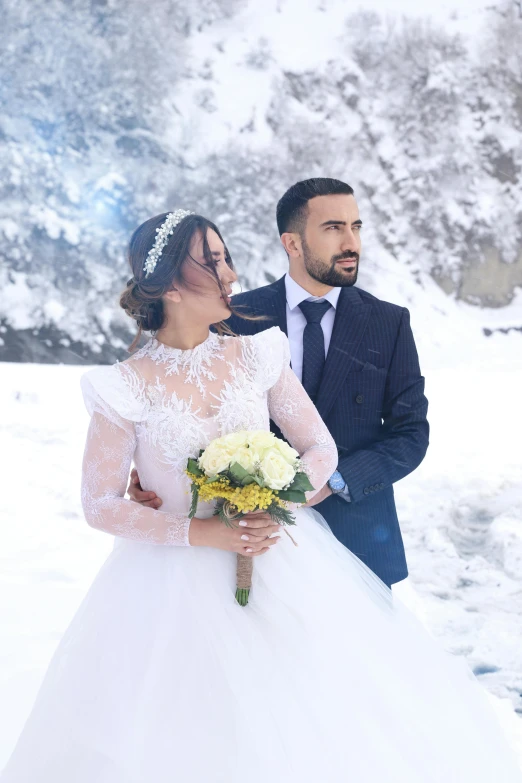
[127,468,163,509]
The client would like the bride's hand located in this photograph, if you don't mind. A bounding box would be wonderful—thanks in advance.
[304,484,332,507]
[189,511,281,556]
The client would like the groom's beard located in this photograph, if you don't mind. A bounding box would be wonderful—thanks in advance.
[302,240,359,288]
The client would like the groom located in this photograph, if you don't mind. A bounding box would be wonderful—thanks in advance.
[129,178,429,587]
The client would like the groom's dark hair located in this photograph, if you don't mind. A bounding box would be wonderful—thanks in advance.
[276,178,354,236]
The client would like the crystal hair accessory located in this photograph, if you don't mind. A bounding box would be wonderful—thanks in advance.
[143,209,195,277]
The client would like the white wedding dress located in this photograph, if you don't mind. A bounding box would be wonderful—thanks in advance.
[2,327,521,783]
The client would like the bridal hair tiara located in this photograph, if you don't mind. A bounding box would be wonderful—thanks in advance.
[143,209,195,277]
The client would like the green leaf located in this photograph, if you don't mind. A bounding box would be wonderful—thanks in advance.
[276,489,307,503]
[204,475,220,484]
[241,475,256,486]
[187,458,204,478]
[289,471,314,492]
[188,484,199,518]
[266,503,296,526]
[229,462,250,482]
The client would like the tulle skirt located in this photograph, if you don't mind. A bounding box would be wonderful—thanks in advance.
[2,509,521,782]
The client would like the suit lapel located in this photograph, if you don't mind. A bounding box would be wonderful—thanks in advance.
[315,287,371,420]
[257,276,288,335]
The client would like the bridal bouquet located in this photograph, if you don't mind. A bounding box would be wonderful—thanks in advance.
[186,430,314,606]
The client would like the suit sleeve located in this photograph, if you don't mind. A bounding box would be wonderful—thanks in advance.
[337,308,429,502]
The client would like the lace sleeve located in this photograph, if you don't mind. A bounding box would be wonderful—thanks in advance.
[256,329,338,500]
[80,369,191,546]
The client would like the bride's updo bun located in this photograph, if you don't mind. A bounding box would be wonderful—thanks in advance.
[119,278,165,334]
[120,211,234,352]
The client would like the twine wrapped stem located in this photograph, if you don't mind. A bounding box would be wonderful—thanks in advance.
[236,554,253,607]
[222,501,254,606]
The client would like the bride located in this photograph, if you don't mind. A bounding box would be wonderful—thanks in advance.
[2,210,521,783]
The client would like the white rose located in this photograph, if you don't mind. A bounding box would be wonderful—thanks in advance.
[198,441,233,476]
[259,450,296,491]
[220,431,249,451]
[231,446,260,474]
[248,430,277,447]
[247,430,277,457]
[274,439,300,465]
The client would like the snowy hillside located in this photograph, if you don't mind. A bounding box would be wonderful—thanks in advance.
[1,0,522,362]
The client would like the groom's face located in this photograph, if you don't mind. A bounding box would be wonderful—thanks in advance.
[300,194,362,288]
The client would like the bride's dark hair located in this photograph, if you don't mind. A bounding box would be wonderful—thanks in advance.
[120,213,238,352]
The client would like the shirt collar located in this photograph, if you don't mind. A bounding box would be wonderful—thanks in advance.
[285,273,341,312]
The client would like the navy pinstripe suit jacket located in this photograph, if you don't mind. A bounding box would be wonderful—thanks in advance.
[226,276,429,586]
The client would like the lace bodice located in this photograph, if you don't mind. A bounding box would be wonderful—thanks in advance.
[80,327,338,546]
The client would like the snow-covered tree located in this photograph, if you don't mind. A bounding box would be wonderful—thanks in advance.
[0,0,520,362]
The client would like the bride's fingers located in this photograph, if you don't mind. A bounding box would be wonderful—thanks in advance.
[241,535,281,548]
[243,546,270,557]
[242,537,279,554]
[240,531,281,543]
[239,516,276,529]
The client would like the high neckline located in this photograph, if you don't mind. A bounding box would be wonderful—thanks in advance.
[136,331,225,397]
[150,331,219,356]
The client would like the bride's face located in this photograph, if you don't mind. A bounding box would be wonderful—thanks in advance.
[171,228,237,325]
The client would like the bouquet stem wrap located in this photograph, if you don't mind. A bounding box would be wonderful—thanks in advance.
[221,500,253,606]
[235,555,253,607]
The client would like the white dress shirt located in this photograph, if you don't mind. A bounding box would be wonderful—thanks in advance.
[285,273,341,383]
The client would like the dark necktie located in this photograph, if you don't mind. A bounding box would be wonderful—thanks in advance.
[298,299,332,400]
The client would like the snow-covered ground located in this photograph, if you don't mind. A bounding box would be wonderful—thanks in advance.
[0,293,521,768]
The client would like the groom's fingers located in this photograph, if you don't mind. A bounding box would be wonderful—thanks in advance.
[127,478,162,508]
[128,485,157,503]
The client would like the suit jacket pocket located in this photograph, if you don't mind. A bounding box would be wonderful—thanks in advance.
[346,360,382,374]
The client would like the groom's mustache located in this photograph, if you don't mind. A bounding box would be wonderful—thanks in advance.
[331,252,359,265]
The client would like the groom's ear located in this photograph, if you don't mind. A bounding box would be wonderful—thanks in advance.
[280,232,302,259]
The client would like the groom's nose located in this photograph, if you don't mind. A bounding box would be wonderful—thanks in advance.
[340,232,360,253]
